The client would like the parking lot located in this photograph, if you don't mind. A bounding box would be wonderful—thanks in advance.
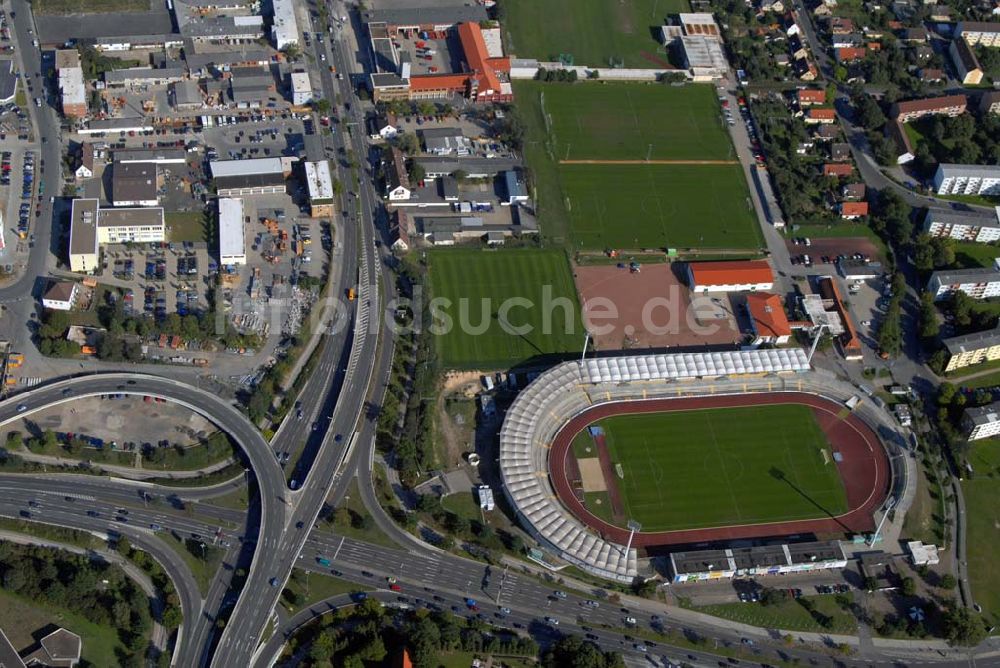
[1,147,38,260]
[840,273,890,354]
[785,235,882,268]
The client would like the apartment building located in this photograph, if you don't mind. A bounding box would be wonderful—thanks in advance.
[933,164,1000,196]
[890,94,967,122]
[68,199,165,272]
[923,208,1000,243]
[963,401,1000,440]
[957,21,1000,47]
[927,264,1000,301]
[943,327,1000,372]
[950,39,984,85]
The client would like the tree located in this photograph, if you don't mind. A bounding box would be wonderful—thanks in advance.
[760,587,790,606]
[395,132,419,155]
[310,629,337,662]
[919,292,939,339]
[281,44,301,61]
[942,606,987,646]
[313,98,331,115]
[939,573,957,590]
[900,576,916,596]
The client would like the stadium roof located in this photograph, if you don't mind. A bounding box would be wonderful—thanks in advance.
[688,260,774,286]
[582,349,809,384]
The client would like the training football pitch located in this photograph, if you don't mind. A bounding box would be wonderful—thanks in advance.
[543,83,734,162]
[515,81,761,251]
[427,249,583,368]
[503,0,689,69]
[590,404,849,531]
[561,163,760,250]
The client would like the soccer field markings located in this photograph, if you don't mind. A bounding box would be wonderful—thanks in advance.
[703,412,745,522]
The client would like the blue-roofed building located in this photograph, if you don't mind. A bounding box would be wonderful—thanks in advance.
[502,170,528,205]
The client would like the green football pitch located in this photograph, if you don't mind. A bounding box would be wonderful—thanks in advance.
[503,0,689,69]
[427,249,583,368]
[541,83,734,162]
[590,404,849,531]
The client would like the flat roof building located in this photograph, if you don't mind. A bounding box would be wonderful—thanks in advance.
[112,162,159,207]
[271,0,299,49]
[218,197,247,265]
[928,264,1000,300]
[934,163,1000,197]
[415,156,519,179]
[304,160,334,217]
[669,541,847,583]
[0,59,16,104]
[419,127,471,156]
[679,35,728,79]
[964,400,1000,440]
[212,157,291,195]
[68,199,100,273]
[114,147,187,164]
[290,71,312,105]
[56,49,86,118]
[360,6,489,30]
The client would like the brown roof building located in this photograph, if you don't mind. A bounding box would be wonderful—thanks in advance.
[891,94,967,123]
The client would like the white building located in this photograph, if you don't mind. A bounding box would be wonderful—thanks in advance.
[304,160,335,217]
[687,260,775,293]
[907,541,940,566]
[219,197,247,266]
[964,400,1000,440]
[56,50,87,118]
[477,484,495,511]
[933,163,1000,196]
[290,71,312,105]
[271,0,299,50]
[923,208,1000,243]
[211,156,291,196]
[957,21,1000,46]
[68,199,165,273]
[679,35,729,79]
[41,281,80,311]
[928,263,1000,300]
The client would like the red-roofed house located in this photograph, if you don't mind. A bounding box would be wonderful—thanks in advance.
[745,292,792,344]
[840,201,869,219]
[823,163,853,177]
[687,260,774,293]
[804,108,836,124]
[835,47,867,63]
[797,88,826,105]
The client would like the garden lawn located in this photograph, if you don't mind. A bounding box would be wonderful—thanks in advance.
[695,596,857,634]
[597,404,848,530]
[427,248,583,368]
[503,0,689,68]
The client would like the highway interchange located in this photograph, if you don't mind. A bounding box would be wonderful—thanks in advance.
[0,0,996,667]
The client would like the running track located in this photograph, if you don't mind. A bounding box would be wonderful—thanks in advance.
[549,392,890,548]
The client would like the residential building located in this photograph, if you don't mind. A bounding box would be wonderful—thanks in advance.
[964,400,1000,440]
[830,16,855,33]
[290,71,312,105]
[840,201,869,218]
[368,113,398,140]
[68,199,166,272]
[804,108,836,124]
[114,147,186,165]
[890,94,967,122]
[386,147,411,201]
[835,46,867,62]
[218,197,247,265]
[687,260,774,293]
[42,281,80,311]
[823,163,853,177]
[390,209,410,251]
[103,66,186,88]
[669,541,847,582]
[75,144,94,180]
[950,39,984,85]
[419,128,472,156]
[843,183,867,199]
[981,90,1000,115]
[304,160,335,217]
[887,120,915,164]
[831,142,851,161]
[55,49,86,117]
[927,264,1000,300]
[923,208,1000,242]
[918,67,945,83]
[796,88,826,105]
[943,326,1000,371]
[22,627,82,668]
[271,0,299,49]
[957,21,1000,46]
[111,163,158,207]
[933,163,1000,196]
[745,292,792,345]
[900,26,929,42]
[0,59,16,104]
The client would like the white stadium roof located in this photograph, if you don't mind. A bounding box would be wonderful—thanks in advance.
[582,348,810,384]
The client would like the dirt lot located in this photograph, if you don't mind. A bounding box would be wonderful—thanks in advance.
[573,262,740,351]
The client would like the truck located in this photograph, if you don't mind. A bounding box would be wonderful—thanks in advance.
[347,287,356,301]
[317,557,331,567]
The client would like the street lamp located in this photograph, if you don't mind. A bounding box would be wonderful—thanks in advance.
[869,496,896,546]
[624,519,642,557]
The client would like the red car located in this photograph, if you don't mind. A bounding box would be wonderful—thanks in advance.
[389,583,401,592]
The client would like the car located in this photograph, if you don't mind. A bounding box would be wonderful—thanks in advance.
[269,577,279,587]
[86,510,100,517]
[624,616,637,625]
[389,583,402,591]
[584,599,600,608]
[498,607,510,615]
[149,523,162,531]
[553,590,568,599]
[61,388,73,396]
[545,617,559,626]
[16,404,27,412]
[634,644,648,653]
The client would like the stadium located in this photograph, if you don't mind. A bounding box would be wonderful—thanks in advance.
[498,349,908,582]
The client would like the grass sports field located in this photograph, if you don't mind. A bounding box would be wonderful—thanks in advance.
[962,442,1000,624]
[427,249,583,368]
[589,404,849,531]
[515,81,761,251]
[503,0,689,68]
[562,163,759,249]
[542,83,734,162]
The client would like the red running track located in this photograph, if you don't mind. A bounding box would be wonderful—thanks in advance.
[549,392,890,548]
